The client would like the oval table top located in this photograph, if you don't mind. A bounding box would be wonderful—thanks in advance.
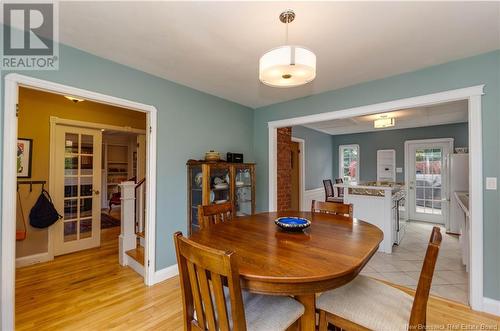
[189,211,383,331]
[189,211,383,295]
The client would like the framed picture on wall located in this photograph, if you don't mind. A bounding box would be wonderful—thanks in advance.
[17,138,33,178]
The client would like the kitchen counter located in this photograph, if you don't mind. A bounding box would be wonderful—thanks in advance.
[454,191,470,217]
[454,191,470,271]
[334,181,404,197]
[334,181,406,253]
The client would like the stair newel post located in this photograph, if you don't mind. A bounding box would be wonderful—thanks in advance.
[119,181,137,266]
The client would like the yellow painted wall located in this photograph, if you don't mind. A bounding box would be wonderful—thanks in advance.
[16,87,146,258]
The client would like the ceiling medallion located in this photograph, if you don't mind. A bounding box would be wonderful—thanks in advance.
[259,10,316,88]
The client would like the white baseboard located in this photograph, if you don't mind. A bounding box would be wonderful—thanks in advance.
[302,187,324,211]
[483,297,500,316]
[16,252,52,268]
[152,264,179,284]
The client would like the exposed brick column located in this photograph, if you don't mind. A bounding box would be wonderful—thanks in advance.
[277,127,292,211]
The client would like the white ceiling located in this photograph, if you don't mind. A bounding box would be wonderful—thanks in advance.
[303,100,468,135]
[54,2,500,108]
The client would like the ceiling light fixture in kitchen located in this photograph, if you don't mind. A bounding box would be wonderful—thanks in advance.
[374,115,395,128]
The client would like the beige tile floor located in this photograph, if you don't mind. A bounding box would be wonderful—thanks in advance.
[362,221,469,305]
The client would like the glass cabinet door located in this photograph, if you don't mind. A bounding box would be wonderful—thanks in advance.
[189,165,203,232]
[234,165,253,216]
[209,165,230,205]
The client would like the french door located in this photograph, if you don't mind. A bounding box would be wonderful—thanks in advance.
[407,139,452,224]
[53,125,102,255]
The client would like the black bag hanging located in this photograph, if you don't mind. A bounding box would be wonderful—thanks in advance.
[29,189,62,228]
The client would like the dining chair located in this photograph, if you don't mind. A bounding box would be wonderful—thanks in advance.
[311,200,353,218]
[323,179,343,203]
[317,226,442,331]
[335,178,344,199]
[174,232,305,331]
[198,202,234,229]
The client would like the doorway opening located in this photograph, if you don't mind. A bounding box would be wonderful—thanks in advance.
[267,86,484,311]
[2,74,158,330]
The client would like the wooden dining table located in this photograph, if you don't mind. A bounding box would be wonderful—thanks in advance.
[189,211,383,331]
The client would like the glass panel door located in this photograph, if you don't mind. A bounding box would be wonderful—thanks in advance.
[415,148,442,215]
[54,125,102,255]
[189,165,202,233]
[209,166,230,205]
[235,166,253,216]
[408,140,451,224]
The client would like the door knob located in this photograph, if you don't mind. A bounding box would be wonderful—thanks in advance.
[92,189,100,195]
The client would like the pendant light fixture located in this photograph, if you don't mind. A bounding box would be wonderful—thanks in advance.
[259,10,316,88]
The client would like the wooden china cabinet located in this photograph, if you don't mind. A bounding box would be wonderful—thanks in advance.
[187,160,255,234]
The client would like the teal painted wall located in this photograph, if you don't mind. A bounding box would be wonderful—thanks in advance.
[331,123,468,182]
[0,40,254,271]
[292,126,333,190]
[254,50,500,299]
[0,24,499,302]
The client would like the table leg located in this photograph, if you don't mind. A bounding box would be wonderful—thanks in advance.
[296,294,316,331]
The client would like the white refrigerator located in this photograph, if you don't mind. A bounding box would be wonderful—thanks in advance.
[447,153,469,234]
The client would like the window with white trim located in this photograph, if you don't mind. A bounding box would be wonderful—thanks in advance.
[339,144,359,183]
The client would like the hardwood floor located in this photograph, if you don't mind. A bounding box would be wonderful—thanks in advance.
[16,227,499,330]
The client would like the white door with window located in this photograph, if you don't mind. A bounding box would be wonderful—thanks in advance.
[53,125,102,255]
[406,139,452,224]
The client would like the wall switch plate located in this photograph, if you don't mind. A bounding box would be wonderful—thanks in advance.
[486,177,497,190]
[396,167,403,173]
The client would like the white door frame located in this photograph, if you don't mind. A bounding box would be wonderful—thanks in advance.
[1,73,158,330]
[404,138,454,224]
[291,137,305,210]
[268,85,484,311]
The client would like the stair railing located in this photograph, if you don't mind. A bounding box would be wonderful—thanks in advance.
[135,178,146,236]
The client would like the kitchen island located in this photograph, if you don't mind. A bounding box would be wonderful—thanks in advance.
[334,182,406,253]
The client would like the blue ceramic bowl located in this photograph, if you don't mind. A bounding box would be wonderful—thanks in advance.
[275,217,311,232]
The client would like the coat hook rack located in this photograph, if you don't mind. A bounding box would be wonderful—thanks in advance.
[17,180,46,192]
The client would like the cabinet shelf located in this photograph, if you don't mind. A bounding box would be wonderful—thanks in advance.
[211,187,229,191]
[237,199,252,203]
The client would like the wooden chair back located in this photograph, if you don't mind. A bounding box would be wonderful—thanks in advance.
[335,178,344,197]
[408,227,442,329]
[198,202,234,229]
[323,179,335,200]
[311,200,353,218]
[174,232,247,331]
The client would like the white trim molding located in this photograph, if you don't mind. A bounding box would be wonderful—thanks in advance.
[2,74,159,330]
[49,116,147,134]
[291,137,305,211]
[15,252,52,268]
[152,264,179,284]
[268,85,485,312]
[483,297,500,316]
